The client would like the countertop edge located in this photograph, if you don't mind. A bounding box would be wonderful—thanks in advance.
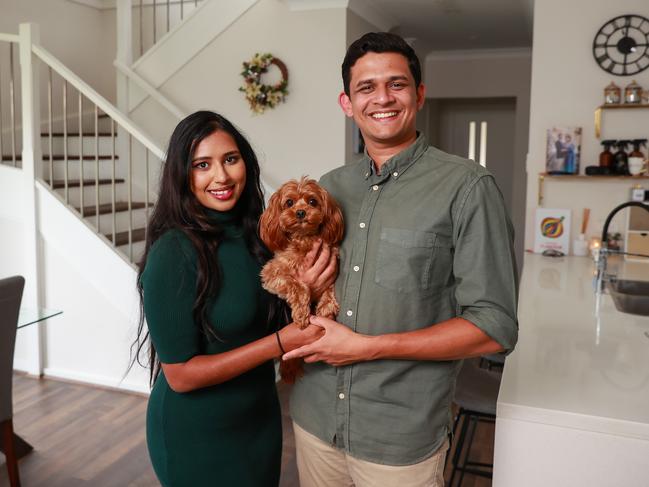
[496,401,649,441]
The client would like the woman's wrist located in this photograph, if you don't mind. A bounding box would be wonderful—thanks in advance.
[275,331,286,356]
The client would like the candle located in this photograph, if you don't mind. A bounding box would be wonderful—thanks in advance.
[589,237,602,262]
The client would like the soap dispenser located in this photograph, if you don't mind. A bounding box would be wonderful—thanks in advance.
[613,140,629,175]
[599,139,616,168]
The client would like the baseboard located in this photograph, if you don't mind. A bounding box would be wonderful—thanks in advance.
[42,366,150,395]
[12,359,32,374]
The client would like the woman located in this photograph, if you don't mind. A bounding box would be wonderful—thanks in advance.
[133,111,327,487]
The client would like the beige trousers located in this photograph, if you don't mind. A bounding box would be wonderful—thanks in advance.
[293,422,448,487]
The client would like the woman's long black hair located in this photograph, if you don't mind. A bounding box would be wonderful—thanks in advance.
[130,111,285,386]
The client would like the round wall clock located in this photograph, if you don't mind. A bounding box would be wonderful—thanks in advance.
[592,14,649,76]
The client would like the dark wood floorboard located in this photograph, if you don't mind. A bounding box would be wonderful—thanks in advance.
[1,374,493,486]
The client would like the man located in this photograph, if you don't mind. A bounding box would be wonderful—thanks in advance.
[284,32,518,487]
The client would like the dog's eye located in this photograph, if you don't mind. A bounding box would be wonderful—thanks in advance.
[285,199,294,208]
[308,198,318,207]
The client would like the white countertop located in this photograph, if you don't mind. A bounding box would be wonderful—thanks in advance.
[498,253,649,440]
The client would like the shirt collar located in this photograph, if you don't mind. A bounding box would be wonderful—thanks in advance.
[361,133,428,185]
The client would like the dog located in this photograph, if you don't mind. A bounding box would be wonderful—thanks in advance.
[259,177,344,383]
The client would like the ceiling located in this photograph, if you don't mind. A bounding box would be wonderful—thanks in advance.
[367,0,534,54]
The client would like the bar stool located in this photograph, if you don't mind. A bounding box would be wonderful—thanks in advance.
[479,353,505,371]
[446,358,502,487]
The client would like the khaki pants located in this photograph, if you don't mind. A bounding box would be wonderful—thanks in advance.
[293,422,448,487]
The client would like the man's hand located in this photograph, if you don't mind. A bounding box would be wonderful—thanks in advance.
[296,240,338,301]
[281,316,372,366]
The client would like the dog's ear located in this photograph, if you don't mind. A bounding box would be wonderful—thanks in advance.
[321,188,344,245]
[259,189,289,252]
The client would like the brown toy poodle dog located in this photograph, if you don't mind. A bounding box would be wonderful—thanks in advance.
[259,177,344,382]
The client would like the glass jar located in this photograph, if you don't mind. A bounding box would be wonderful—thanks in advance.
[624,80,643,104]
[604,82,621,104]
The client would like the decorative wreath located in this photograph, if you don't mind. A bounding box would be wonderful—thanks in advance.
[239,53,289,114]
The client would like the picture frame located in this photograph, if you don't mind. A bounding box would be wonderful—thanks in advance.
[546,126,582,174]
[534,208,572,255]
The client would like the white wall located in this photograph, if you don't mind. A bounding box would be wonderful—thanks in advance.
[424,50,531,269]
[1,164,150,393]
[130,0,348,188]
[0,0,116,103]
[525,0,649,250]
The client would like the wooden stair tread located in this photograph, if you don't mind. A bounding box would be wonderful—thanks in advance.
[51,178,125,189]
[3,155,119,161]
[77,201,152,216]
[107,228,146,246]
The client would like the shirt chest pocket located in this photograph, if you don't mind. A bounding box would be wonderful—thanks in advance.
[374,227,452,294]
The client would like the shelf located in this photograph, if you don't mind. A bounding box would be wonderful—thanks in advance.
[540,173,649,180]
[537,172,649,205]
[595,104,649,138]
[597,103,649,110]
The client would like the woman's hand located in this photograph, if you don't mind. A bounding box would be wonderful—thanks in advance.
[297,240,338,301]
[277,321,325,354]
[281,316,370,367]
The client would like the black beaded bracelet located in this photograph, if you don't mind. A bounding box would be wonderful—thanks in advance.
[275,331,286,355]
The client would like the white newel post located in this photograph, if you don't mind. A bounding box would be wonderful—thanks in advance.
[18,22,44,376]
[116,0,133,115]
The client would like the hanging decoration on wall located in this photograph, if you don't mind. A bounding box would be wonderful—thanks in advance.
[239,53,289,114]
[592,14,649,76]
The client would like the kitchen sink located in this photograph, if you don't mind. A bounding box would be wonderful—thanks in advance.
[607,279,649,316]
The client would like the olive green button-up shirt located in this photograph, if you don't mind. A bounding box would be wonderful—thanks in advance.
[290,134,518,466]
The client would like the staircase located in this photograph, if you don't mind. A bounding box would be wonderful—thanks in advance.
[0,0,260,265]
[0,29,163,266]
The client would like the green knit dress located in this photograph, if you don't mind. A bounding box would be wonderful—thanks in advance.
[141,209,281,487]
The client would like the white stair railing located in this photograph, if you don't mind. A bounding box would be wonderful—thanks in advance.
[133,0,207,60]
[0,33,21,167]
[1,23,164,266]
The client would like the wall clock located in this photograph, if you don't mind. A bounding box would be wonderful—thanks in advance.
[592,14,649,76]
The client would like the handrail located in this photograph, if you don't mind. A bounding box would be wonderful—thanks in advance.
[32,44,165,160]
[114,59,185,120]
[0,33,19,43]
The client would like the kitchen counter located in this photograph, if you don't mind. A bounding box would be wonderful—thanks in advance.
[494,253,649,487]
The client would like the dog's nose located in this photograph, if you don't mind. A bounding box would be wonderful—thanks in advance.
[296,210,306,220]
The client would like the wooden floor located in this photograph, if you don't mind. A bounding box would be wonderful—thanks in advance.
[1,374,492,486]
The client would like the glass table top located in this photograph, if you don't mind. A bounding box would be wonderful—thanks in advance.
[18,308,63,329]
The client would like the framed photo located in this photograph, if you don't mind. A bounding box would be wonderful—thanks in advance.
[534,208,571,254]
[546,126,582,174]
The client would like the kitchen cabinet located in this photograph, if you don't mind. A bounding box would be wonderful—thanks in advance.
[494,254,649,486]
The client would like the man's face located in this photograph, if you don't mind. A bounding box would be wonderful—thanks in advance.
[339,52,425,150]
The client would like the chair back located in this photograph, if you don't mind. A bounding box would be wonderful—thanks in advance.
[0,276,25,422]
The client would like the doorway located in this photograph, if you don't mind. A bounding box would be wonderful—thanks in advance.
[423,97,524,273]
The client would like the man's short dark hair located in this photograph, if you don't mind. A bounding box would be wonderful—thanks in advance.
[342,32,422,96]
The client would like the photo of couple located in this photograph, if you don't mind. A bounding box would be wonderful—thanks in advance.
[546,126,582,174]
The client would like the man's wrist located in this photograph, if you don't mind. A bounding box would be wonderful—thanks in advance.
[359,334,383,361]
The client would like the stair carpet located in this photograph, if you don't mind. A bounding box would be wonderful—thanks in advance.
[1,116,151,262]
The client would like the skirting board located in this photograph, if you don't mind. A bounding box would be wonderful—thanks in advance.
[41,366,150,395]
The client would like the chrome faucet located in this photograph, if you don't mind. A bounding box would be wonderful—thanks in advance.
[595,201,649,293]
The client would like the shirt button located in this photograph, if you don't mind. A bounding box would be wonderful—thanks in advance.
[339,393,345,399]
[359,222,366,228]
[372,185,379,191]
[346,310,353,317]
[353,265,360,272]
[393,171,399,178]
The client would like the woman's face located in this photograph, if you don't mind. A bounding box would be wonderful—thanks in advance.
[190,130,247,212]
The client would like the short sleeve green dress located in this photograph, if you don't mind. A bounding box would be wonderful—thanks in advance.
[141,209,281,487]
